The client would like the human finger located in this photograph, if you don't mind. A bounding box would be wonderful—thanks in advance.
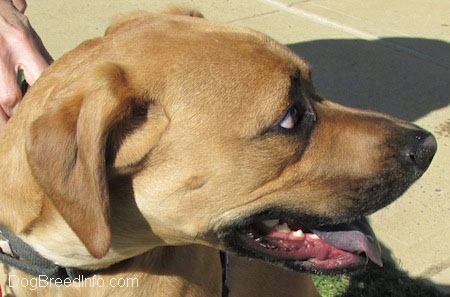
[0,66,22,117]
[11,0,27,13]
[19,50,49,85]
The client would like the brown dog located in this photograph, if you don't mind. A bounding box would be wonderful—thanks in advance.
[0,9,436,297]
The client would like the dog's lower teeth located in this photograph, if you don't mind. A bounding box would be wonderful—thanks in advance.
[259,240,277,250]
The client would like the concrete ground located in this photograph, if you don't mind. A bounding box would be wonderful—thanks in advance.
[16,0,450,294]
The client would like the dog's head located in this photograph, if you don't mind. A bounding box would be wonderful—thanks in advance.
[19,11,436,273]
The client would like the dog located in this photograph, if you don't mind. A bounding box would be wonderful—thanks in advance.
[0,9,436,297]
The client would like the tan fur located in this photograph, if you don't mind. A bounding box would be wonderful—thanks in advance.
[0,9,433,297]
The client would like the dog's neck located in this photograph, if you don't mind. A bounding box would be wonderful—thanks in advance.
[0,128,44,234]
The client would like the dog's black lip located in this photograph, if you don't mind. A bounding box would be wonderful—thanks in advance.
[218,208,375,274]
[225,208,362,229]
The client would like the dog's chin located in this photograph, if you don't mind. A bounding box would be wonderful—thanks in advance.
[218,210,382,275]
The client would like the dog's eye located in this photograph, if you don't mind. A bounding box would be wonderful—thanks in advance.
[279,107,300,129]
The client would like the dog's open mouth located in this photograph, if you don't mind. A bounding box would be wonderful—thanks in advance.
[221,215,382,274]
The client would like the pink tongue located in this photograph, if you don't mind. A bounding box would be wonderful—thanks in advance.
[312,217,383,267]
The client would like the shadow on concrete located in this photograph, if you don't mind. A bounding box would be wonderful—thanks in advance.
[339,242,450,297]
[288,38,450,121]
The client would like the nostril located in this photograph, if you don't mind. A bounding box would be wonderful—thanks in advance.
[408,152,417,163]
[407,134,437,171]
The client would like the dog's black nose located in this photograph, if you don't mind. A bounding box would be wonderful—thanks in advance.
[404,130,437,172]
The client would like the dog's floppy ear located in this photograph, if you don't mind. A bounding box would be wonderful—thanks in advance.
[26,63,168,258]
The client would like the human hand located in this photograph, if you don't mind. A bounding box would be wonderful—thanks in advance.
[0,0,53,131]
[12,0,27,13]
